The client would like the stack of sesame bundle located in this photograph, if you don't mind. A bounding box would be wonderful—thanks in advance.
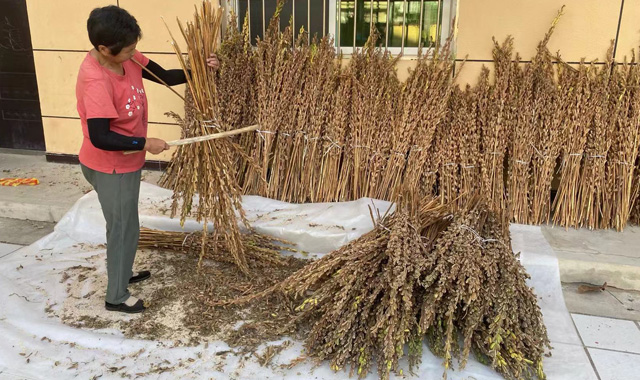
[161,2,640,276]
[549,49,640,231]
[220,195,550,380]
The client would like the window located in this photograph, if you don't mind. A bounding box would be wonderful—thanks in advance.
[235,0,331,43]
[231,0,454,55]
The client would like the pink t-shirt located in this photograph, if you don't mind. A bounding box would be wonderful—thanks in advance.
[76,50,150,174]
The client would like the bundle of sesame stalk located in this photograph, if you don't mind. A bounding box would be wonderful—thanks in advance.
[527,52,564,224]
[506,53,534,224]
[507,8,562,224]
[216,194,550,380]
[138,227,294,267]
[160,1,252,273]
[602,53,640,231]
[345,28,401,200]
[479,37,517,213]
[575,47,618,229]
[303,36,340,202]
[214,11,258,168]
[263,27,312,201]
[455,86,482,210]
[265,33,335,202]
[551,61,595,228]
[400,38,456,200]
[434,87,462,206]
[433,84,481,210]
[240,3,300,198]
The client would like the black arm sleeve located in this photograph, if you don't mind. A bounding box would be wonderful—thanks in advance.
[142,60,189,86]
[87,118,146,151]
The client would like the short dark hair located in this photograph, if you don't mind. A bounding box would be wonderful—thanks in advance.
[87,6,141,56]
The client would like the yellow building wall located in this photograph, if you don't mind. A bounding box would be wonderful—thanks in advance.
[26,0,639,160]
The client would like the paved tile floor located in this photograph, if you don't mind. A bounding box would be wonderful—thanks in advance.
[571,313,640,380]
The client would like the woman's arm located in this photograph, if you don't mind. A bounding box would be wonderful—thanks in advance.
[88,118,169,154]
[88,118,145,151]
[142,60,188,86]
[141,54,219,86]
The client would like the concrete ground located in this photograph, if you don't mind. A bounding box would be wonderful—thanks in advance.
[563,283,640,322]
[3,150,640,378]
[0,152,162,222]
[542,225,640,324]
[543,226,640,291]
[0,217,54,245]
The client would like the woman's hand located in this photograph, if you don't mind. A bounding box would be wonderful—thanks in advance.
[144,138,170,155]
[207,53,220,70]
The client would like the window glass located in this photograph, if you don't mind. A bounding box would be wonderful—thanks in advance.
[340,1,442,48]
[238,0,331,43]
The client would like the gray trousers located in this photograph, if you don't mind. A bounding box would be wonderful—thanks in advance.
[81,164,141,304]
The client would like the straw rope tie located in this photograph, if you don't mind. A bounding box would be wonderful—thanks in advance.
[530,143,549,159]
[256,130,276,141]
[459,224,508,247]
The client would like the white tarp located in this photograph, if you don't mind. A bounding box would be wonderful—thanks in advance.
[0,183,596,380]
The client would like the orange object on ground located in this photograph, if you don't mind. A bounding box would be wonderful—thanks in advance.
[0,178,40,186]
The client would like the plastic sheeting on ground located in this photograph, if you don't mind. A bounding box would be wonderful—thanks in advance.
[0,183,596,380]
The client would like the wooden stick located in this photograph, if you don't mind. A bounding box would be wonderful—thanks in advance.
[131,57,187,102]
[123,124,259,154]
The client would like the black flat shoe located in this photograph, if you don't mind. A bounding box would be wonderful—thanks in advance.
[105,299,146,314]
[129,271,151,284]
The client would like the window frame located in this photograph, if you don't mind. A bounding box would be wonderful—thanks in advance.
[224,0,456,57]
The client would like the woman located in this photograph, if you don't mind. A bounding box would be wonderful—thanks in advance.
[76,6,219,314]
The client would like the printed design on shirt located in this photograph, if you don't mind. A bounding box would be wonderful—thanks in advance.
[124,85,146,118]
